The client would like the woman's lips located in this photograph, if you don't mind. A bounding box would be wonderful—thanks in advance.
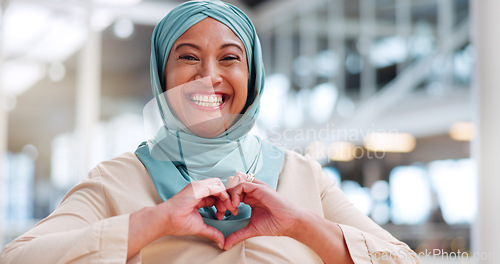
[188,93,227,110]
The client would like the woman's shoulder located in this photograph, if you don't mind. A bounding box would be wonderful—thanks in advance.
[276,149,332,215]
[91,152,148,181]
[97,152,142,167]
[276,149,326,187]
[282,149,323,172]
[90,152,160,209]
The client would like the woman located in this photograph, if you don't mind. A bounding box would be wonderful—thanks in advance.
[0,1,420,263]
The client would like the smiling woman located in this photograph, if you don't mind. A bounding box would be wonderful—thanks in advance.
[0,1,420,264]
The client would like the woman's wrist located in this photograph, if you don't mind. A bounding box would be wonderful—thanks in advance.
[131,205,168,241]
[127,206,164,259]
[152,202,173,237]
[285,210,315,241]
[284,210,354,264]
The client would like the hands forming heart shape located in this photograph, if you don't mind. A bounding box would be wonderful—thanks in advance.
[158,172,302,251]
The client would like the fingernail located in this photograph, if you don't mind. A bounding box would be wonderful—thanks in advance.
[218,243,224,250]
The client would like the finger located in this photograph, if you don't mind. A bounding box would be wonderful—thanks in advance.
[216,210,226,220]
[210,186,236,215]
[193,179,235,214]
[196,224,226,250]
[212,189,230,205]
[193,178,228,200]
[230,181,262,207]
[196,196,217,209]
[241,195,260,207]
[227,184,244,208]
[226,176,236,189]
[220,189,238,216]
[214,199,228,220]
[235,183,270,208]
[251,178,268,186]
[227,172,247,189]
[235,171,247,181]
[224,225,258,250]
[239,184,289,213]
[225,199,238,216]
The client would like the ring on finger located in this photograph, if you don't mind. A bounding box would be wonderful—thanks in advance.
[246,173,255,183]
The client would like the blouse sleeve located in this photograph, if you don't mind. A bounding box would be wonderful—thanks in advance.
[316,164,421,263]
[0,166,130,264]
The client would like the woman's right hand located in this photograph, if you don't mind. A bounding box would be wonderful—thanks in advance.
[159,177,237,238]
[127,178,235,259]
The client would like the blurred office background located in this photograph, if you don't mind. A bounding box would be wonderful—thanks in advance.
[0,0,498,263]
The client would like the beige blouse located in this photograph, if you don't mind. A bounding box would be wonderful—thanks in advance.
[0,150,420,263]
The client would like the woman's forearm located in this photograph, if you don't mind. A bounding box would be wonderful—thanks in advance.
[288,211,354,264]
[127,206,166,260]
[127,200,182,260]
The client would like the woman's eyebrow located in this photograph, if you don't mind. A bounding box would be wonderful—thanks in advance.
[174,43,200,51]
[174,42,244,53]
[221,43,244,53]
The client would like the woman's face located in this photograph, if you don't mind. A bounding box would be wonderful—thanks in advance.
[164,17,249,138]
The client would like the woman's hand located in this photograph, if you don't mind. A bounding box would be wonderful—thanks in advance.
[160,177,239,241]
[223,178,303,250]
[127,178,236,259]
[223,176,354,264]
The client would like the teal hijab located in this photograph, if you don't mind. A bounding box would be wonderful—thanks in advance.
[135,0,284,238]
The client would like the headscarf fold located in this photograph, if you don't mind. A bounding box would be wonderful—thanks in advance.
[135,0,284,238]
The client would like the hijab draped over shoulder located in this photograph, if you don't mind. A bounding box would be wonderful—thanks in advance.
[135,0,284,237]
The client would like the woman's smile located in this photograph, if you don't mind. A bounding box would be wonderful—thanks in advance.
[188,93,226,109]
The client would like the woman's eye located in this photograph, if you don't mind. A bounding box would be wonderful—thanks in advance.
[179,55,198,61]
[221,55,238,61]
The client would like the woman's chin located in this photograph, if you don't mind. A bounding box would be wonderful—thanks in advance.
[185,117,234,138]
[191,129,223,138]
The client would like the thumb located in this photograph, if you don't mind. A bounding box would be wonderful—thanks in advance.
[223,226,257,250]
[196,224,226,250]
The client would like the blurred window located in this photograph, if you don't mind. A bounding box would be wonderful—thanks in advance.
[390,166,432,225]
[428,159,476,224]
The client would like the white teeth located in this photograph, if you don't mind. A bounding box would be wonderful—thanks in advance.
[190,94,224,107]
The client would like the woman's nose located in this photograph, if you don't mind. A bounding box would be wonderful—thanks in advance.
[196,60,223,87]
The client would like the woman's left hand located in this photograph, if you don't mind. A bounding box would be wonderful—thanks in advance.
[223,178,303,250]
